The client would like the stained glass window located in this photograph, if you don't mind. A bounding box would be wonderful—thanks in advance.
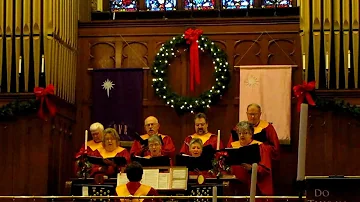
[262,0,292,8]
[222,0,254,9]
[184,0,215,10]
[146,0,177,11]
[110,0,138,12]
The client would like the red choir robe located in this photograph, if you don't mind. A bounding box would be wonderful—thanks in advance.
[180,133,224,155]
[230,140,273,196]
[227,120,280,160]
[90,146,131,177]
[116,181,161,202]
[74,140,103,176]
[130,134,175,158]
[75,140,103,158]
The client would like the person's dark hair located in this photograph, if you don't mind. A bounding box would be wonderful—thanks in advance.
[194,112,208,123]
[125,162,143,182]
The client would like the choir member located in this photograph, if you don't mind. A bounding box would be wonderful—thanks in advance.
[229,121,273,196]
[133,135,173,166]
[145,135,163,158]
[116,162,161,202]
[188,138,203,157]
[180,113,223,155]
[227,103,280,160]
[90,128,130,177]
[130,116,175,158]
[75,122,104,158]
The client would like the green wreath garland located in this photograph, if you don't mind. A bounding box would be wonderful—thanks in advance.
[151,34,231,114]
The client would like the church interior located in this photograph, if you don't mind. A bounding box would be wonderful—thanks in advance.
[0,0,360,201]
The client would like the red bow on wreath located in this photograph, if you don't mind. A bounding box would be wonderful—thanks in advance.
[34,84,57,119]
[293,81,316,112]
[184,28,203,91]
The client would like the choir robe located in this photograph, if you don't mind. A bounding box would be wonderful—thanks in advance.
[75,140,103,158]
[227,120,280,160]
[130,134,176,158]
[230,141,273,196]
[180,133,224,155]
[116,181,161,202]
[90,146,131,177]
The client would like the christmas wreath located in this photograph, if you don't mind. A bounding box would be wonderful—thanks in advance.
[151,28,231,114]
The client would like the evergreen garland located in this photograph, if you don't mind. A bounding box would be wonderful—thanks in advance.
[0,99,39,121]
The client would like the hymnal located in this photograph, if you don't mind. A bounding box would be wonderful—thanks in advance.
[253,130,267,143]
[221,144,261,165]
[133,133,164,147]
[231,130,239,141]
[87,156,127,166]
[131,156,171,167]
[176,145,215,171]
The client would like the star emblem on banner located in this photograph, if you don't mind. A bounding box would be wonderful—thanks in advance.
[245,75,259,87]
[102,79,115,98]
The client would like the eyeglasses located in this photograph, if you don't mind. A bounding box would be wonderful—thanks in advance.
[246,112,260,117]
[145,123,158,127]
[105,138,116,142]
[149,143,161,148]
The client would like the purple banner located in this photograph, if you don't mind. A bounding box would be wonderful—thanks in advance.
[92,68,143,141]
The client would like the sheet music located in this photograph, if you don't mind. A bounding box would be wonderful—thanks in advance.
[171,179,187,189]
[158,173,170,189]
[172,169,187,179]
[142,169,159,189]
[117,173,129,186]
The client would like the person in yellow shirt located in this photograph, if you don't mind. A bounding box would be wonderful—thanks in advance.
[116,162,161,202]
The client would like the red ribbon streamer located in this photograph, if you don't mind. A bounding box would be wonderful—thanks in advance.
[34,84,57,119]
[184,28,203,91]
[293,81,316,112]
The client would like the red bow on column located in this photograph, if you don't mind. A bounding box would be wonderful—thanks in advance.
[293,81,316,112]
[34,84,57,119]
[184,28,203,91]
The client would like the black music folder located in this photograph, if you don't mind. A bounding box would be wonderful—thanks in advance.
[87,156,127,166]
[221,144,261,165]
[133,133,164,147]
[131,155,171,167]
[231,129,239,141]
[175,145,215,171]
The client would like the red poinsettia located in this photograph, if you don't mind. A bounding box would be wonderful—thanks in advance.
[210,151,230,177]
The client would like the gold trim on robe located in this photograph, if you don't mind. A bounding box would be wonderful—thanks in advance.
[191,133,212,145]
[140,134,166,140]
[231,140,262,149]
[116,184,152,202]
[98,146,125,159]
[254,120,269,134]
[87,140,103,151]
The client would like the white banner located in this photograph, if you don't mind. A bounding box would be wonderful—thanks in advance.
[238,65,292,143]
